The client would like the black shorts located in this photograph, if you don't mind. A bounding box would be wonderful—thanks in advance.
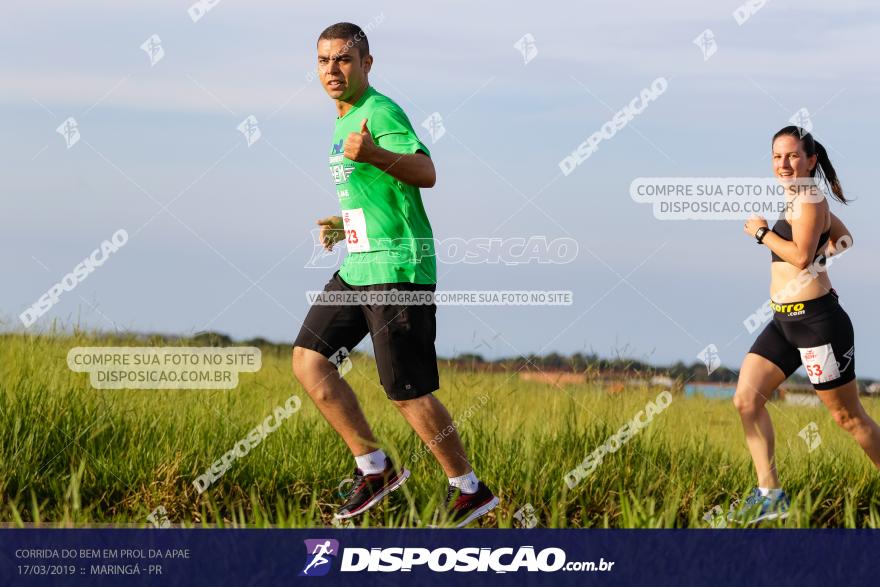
[748,290,856,391]
[293,271,439,401]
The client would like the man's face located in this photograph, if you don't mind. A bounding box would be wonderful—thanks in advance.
[316,38,372,101]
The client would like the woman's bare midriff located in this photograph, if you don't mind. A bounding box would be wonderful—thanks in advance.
[769,261,833,303]
[769,208,832,303]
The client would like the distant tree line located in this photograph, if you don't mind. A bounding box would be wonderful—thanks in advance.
[9,330,874,387]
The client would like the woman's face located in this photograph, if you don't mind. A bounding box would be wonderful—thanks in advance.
[772,134,817,183]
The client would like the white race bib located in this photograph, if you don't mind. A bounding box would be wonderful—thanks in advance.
[342,208,370,253]
[798,344,840,385]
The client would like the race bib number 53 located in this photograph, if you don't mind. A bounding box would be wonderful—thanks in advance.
[342,208,371,253]
[798,343,840,385]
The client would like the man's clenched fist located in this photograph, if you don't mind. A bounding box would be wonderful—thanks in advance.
[316,215,344,251]
[343,118,376,163]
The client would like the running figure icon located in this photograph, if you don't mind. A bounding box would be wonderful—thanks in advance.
[302,540,335,575]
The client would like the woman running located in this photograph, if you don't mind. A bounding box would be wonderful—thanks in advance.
[731,126,880,523]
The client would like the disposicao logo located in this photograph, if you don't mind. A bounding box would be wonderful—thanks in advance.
[300,539,339,577]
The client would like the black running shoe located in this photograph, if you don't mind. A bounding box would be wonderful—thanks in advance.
[443,481,499,528]
[334,457,410,520]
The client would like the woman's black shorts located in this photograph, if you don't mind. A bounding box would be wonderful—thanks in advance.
[748,290,856,391]
[293,271,439,401]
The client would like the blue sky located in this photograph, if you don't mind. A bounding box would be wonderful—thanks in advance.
[3,0,879,377]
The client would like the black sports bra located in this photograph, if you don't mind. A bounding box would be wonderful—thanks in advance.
[770,218,830,263]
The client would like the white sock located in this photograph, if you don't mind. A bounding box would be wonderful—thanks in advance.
[758,487,783,498]
[448,471,480,495]
[355,450,387,475]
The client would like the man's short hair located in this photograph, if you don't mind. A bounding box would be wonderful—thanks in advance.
[317,22,369,58]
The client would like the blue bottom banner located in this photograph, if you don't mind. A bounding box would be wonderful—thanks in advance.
[1,529,875,586]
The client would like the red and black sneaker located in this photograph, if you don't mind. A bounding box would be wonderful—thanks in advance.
[444,481,499,528]
[334,457,410,520]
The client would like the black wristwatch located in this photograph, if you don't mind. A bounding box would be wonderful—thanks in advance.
[755,227,770,244]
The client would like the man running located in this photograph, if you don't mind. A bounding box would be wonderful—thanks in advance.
[292,22,498,527]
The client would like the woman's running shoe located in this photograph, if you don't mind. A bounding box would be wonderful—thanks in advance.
[727,488,790,524]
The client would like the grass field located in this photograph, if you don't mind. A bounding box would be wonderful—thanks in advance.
[2,330,880,528]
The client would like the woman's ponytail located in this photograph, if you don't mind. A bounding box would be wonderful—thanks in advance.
[813,140,846,204]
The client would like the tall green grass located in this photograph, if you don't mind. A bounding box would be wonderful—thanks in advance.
[2,330,879,528]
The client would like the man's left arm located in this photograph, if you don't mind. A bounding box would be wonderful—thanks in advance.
[343,118,436,188]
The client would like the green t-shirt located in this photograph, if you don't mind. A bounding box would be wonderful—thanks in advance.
[328,86,436,285]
